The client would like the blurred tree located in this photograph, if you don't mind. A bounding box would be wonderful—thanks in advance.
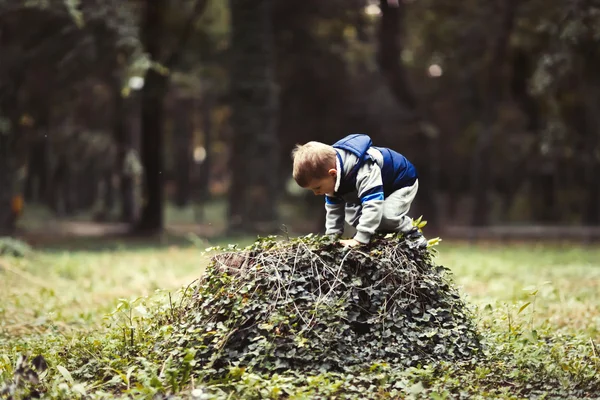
[0,0,139,233]
[227,0,279,234]
[402,0,538,224]
[136,0,208,233]
[528,0,600,224]
[173,94,194,207]
[404,0,600,226]
[377,0,440,229]
[1,0,599,235]
[112,79,139,223]
[163,0,229,217]
[271,0,382,232]
[470,0,518,226]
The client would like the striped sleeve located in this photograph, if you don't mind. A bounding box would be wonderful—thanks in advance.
[360,185,384,203]
[325,195,344,205]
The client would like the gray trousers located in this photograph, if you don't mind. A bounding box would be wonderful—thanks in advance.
[379,179,419,233]
[346,179,419,234]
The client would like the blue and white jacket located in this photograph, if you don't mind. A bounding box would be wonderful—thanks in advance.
[325,134,418,243]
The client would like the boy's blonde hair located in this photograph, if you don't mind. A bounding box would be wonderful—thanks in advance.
[291,141,336,187]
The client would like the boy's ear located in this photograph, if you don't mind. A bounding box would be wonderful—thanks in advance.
[328,168,337,177]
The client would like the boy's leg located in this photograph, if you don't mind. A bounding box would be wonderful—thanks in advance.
[379,179,419,233]
[380,180,427,248]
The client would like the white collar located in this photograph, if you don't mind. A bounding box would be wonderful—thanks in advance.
[334,151,341,192]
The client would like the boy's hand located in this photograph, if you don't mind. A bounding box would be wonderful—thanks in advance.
[340,238,362,247]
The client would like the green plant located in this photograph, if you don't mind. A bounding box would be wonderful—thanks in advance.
[153,233,482,382]
[3,236,600,399]
[0,238,32,258]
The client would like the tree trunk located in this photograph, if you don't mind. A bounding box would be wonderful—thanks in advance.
[377,0,417,110]
[470,122,494,226]
[470,0,517,226]
[0,127,17,235]
[582,55,600,225]
[113,77,138,224]
[511,50,541,132]
[48,155,66,216]
[95,170,115,221]
[0,24,20,235]
[136,0,207,233]
[585,163,600,224]
[81,167,98,211]
[377,0,439,229]
[106,176,115,212]
[136,0,169,234]
[500,185,517,221]
[174,95,193,208]
[137,69,168,233]
[227,0,279,234]
[194,94,213,222]
[24,138,48,202]
[531,167,556,223]
[120,171,137,223]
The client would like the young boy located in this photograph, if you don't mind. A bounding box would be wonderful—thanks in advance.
[291,133,427,248]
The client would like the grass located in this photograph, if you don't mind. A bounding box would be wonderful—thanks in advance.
[1,237,599,399]
[0,235,257,337]
[437,243,600,333]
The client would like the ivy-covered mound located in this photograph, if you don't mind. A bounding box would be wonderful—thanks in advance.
[157,234,482,375]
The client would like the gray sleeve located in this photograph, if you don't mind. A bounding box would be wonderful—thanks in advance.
[325,195,345,235]
[353,160,385,243]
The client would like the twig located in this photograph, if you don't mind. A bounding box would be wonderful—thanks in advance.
[179,279,198,308]
[169,292,175,321]
[591,338,599,362]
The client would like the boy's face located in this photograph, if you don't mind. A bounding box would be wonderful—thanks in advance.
[306,168,337,196]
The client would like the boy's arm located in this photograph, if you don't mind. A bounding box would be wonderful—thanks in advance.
[353,161,384,244]
[324,195,345,236]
